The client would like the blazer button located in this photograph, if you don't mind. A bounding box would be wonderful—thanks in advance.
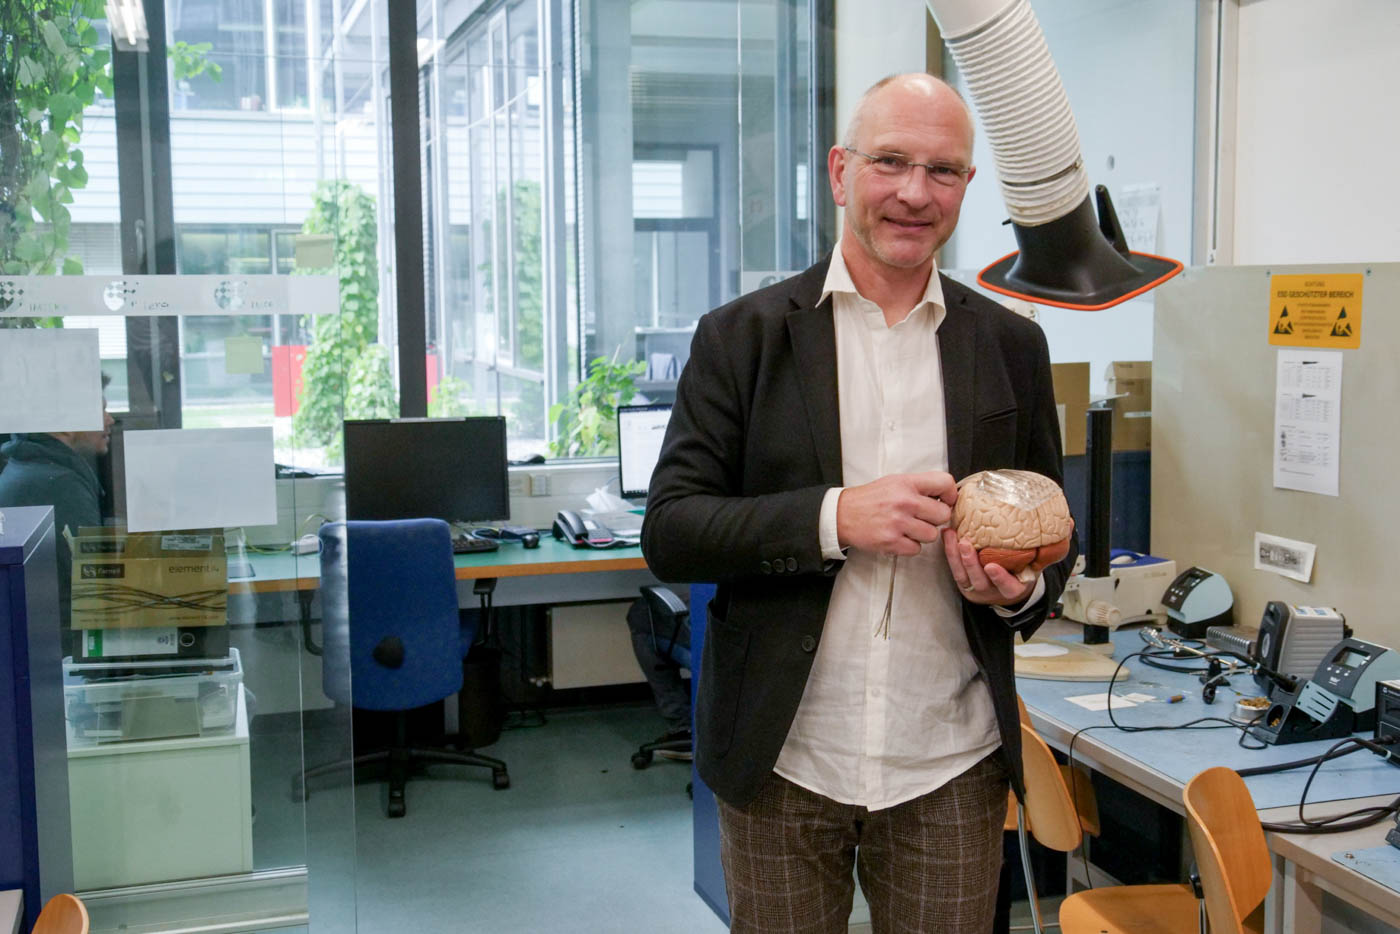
[786,557,798,572]
[800,635,817,653]
[771,557,785,573]
[760,560,772,574]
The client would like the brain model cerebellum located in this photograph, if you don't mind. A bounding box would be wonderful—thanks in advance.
[952,470,1073,581]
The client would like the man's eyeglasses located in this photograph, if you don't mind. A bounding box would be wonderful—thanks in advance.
[843,147,971,187]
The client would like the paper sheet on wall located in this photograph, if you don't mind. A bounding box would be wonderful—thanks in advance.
[1116,183,1162,254]
[124,427,277,532]
[1272,349,1342,496]
[0,328,103,433]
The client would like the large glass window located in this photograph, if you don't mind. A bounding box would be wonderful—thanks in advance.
[422,0,827,456]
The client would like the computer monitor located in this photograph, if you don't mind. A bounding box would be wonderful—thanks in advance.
[617,403,672,500]
[343,417,510,523]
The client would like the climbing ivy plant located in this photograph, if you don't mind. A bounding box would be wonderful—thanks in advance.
[1,0,109,330]
[292,180,397,462]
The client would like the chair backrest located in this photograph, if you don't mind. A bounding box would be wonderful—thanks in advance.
[1183,766,1273,934]
[1018,722,1084,852]
[319,519,463,711]
[33,893,89,934]
[641,584,690,669]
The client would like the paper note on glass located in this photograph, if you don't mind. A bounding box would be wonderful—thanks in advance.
[1273,349,1342,496]
[223,336,265,375]
[0,328,104,433]
[294,234,336,269]
[124,428,277,533]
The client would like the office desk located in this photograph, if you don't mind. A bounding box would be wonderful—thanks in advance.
[1261,795,1400,932]
[231,537,651,606]
[1019,624,1400,933]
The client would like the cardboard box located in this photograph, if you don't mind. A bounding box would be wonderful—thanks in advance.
[1105,361,1152,451]
[69,529,228,630]
[1052,362,1090,457]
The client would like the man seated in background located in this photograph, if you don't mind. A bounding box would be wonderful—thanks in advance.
[626,586,692,760]
[0,373,115,629]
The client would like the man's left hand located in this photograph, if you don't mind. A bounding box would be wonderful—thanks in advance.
[941,528,1034,606]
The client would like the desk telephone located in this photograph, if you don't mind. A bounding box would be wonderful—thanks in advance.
[552,509,617,548]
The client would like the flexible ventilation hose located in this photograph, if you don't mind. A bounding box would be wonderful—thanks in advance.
[928,0,1088,226]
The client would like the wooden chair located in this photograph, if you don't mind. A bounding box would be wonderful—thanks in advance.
[1183,766,1272,934]
[33,893,89,934]
[1019,723,1202,934]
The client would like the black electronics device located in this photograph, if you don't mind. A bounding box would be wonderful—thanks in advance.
[616,403,672,500]
[470,526,541,548]
[344,417,510,523]
[552,509,615,547]
[1161,566,1233,638]
[1374,679,1400,750]
[1253,638,1400,745]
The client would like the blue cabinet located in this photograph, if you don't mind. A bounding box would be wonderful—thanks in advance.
[1,506,73,929]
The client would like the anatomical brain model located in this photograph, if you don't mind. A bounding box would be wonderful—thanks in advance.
[952,469,1073,582]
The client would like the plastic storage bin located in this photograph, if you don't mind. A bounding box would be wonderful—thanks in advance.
[63,648,242,746]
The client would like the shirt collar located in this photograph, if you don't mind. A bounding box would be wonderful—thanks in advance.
[820,242,947,327]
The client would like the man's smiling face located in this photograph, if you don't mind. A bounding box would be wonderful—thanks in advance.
[830,77,976,276]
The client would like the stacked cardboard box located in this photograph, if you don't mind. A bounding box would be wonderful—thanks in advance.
[1105,361,1152,451]
[69,528,228,659]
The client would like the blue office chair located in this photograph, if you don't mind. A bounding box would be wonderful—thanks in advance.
[630,584,694,769]
[296,519,509,818]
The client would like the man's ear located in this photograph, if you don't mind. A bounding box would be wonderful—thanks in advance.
[827,145,848,207]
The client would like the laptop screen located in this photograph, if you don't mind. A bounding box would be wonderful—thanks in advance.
[617,403,673,500]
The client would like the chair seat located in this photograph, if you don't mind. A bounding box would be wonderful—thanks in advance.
[1059,883,1198,934]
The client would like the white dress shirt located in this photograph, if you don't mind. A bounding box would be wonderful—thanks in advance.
[771,247,1005,810]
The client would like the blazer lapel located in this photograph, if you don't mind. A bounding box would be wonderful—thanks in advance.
[786,260,842,486]
[939,275,976,480]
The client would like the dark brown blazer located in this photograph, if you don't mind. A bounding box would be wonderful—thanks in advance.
[641,255,1077,807]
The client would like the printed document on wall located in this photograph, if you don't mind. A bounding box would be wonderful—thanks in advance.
[125,427,277,532]
[1272,349,1342,496]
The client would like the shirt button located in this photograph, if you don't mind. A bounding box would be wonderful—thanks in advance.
[786,557,798,572]
[801,635,817,653]
[760,560,772,574]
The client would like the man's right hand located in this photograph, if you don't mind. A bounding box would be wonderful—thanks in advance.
[835,471,958,556]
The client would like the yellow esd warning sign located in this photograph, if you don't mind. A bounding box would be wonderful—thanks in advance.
[1268,273,1363,349]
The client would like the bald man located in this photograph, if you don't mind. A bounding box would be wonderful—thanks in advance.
[642,74,1076,932]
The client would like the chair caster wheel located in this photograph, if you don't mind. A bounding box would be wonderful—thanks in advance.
[632,751,652,770]
[493,771,510,790]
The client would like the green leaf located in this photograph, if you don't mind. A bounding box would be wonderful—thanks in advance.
[17,56,45,87]
[63,256,83,275]
[40,20,71,59]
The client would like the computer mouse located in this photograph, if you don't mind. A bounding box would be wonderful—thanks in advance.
[521,531,540,549]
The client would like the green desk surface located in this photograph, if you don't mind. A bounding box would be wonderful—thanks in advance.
[230,536,645,593]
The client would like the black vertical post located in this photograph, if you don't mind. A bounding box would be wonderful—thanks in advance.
[113,0,180,430]
[387,0,428,418]
[1083,404,1113,645]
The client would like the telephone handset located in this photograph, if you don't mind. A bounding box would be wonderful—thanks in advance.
[552,509,615,547]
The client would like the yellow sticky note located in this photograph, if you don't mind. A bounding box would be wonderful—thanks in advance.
[224,336,265,375]
[294,234,336,269]
[1268,273,1363,349]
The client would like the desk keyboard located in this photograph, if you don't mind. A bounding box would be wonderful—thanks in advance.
[451,535,499,554]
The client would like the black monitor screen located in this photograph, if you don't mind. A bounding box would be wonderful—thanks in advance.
[617,403,672,499]
[343,417,510,523]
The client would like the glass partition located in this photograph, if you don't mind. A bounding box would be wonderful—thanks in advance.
[1,0,373,930]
